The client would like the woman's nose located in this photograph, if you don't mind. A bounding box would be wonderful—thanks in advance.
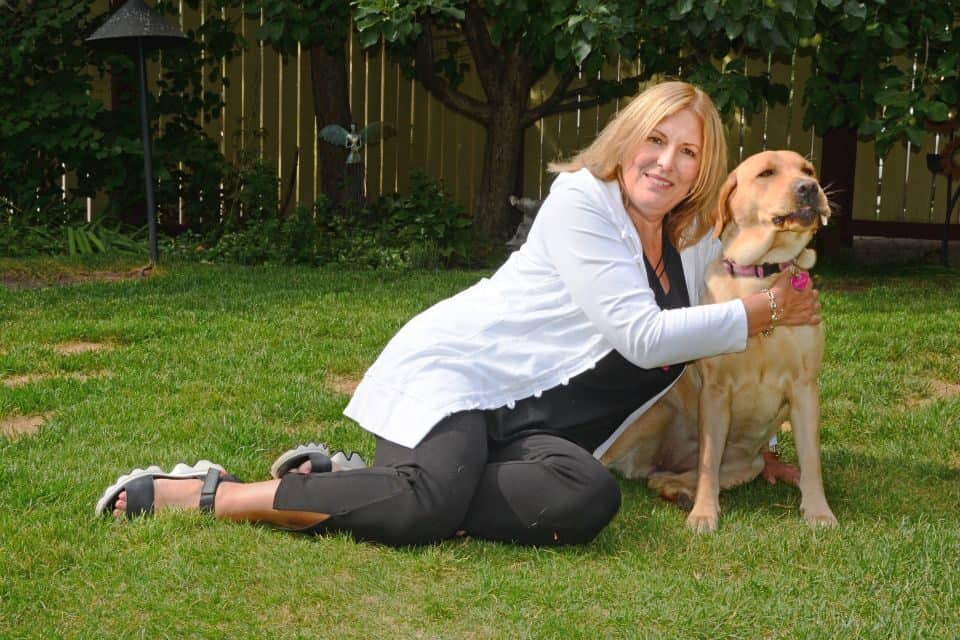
[657,145,677,169]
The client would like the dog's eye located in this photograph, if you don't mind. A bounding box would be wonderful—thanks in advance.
[802,167,815,176]
[757,169,775,178]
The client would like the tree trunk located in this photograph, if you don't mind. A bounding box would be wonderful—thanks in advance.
[817,126,858,251]
[474,103,528,247]
[309,43,352,207]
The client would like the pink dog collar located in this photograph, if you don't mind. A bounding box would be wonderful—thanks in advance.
[722,259,794,278]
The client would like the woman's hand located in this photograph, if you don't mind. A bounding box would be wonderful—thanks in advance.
[768,269,821,327]
[743,269,821,336]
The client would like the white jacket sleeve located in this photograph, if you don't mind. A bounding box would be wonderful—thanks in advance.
[535,177,747,368]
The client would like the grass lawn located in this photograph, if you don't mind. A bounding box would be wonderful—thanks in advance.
[1,255,958,638]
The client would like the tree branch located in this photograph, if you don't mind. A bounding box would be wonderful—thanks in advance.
[525,73,645,124]
[522,67,578,125]
[460,2,504,99]
[412,18,491,125]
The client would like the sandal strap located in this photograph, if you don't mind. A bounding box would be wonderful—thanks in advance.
[122,475,156,519]
[307,452,332,473]
[198,468,222,513]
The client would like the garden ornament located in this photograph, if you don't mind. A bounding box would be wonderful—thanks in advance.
[320,122,395,164]
[506,196,543,252]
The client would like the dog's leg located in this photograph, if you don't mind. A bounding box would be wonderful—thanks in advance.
[686,384,731,533]
[790,382,837,528]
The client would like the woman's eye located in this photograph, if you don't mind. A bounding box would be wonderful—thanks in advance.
[758,169,775,178]
[648,136,664,144]
[682,148,697,158]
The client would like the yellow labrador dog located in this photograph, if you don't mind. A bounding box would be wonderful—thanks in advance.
[601,150,838,533]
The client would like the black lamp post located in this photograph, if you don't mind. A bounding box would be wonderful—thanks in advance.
[86,0,189,264]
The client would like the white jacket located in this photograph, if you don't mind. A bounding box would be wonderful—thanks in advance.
[344,168,748,457]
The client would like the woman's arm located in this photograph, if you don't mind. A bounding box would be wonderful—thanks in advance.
[536,179,748,368]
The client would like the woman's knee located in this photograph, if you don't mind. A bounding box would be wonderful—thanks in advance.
[494,453,621,545]
[546,463,621,543]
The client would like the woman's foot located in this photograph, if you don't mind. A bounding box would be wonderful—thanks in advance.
[95,462,239,520]
[112,477,205,519]
[111,468,239,519]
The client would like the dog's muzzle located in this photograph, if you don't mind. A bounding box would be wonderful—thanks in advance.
[773,206,819,228]
[772,179,827,228]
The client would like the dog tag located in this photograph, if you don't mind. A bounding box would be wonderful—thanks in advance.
[791,271,811,290]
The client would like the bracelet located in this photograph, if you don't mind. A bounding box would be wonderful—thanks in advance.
[760,287,780,337]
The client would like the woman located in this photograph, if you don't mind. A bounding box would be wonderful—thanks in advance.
[97,80,820,546]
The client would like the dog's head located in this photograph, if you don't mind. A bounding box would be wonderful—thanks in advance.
[713,150,831,268]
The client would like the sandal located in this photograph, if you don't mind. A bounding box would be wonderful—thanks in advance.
[331,451,366,470]
[269,443,366,479]
[95,460,241,519]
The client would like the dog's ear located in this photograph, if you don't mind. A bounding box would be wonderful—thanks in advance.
[712,171,738,238]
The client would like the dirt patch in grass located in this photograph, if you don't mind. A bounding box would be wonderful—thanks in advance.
[0,264,153,291]
[54,341,114,355]
[326,373,360,396]
[1,412,53,438]
[2,370,109,388]
[905,379,960,408]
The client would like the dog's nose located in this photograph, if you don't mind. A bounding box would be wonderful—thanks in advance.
[794,179,819,204]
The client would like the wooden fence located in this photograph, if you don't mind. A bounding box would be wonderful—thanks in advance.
[85,1,959,240]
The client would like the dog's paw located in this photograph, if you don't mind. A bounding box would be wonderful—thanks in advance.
[686,510,719,533]
[801,508,838,529]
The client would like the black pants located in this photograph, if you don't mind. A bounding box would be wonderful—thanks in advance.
[273,411,622,547]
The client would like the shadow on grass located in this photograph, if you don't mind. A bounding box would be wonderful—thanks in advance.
[608,442,960,537]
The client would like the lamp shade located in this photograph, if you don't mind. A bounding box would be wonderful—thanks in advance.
[85,0,189,51]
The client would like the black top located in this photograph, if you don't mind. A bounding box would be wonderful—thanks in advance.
[487,227,691,451]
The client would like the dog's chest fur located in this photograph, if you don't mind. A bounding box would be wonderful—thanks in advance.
[697,265,825,448]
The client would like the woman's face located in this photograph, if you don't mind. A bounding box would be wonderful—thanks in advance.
[620,108,703,224]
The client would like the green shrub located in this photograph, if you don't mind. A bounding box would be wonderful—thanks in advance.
[314,171,473,269]
[378,171,473,266]
[0,223,62,257]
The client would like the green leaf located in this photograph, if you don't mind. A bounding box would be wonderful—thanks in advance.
[703,0,719,21]
[842,0,867,19]
[725,20,744,40]
[924,101,951,122]
[582,21,598,40]
[358,27,381,48]
[573,41,592,65]
[906,125,924,148]
[882,25,908,49]
[874,89,909,108]
[857,120,883,137]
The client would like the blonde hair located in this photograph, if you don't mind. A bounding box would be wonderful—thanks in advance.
[549,80,728,249]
